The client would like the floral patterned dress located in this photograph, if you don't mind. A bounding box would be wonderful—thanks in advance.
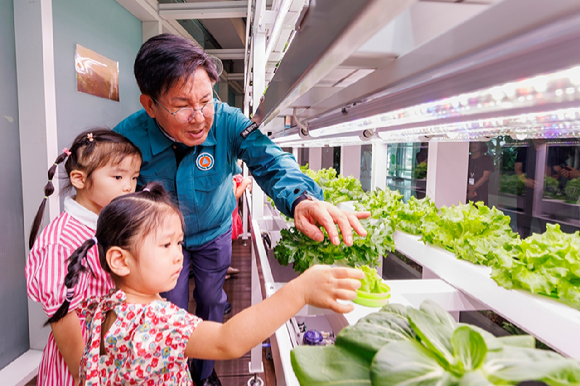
[77,289,201,385]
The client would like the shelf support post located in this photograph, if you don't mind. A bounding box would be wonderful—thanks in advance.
[426,142,469,208]
[341,145,361,179]
[371,142,389,191]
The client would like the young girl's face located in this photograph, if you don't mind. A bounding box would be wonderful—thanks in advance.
[82,156,141,214]
[127,211,184,297]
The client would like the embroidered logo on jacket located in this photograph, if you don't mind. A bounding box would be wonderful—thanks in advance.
[240,122,259,139]
[196,152,214,171]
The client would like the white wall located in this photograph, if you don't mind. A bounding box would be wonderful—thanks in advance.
[0,0,29,369]
[53,0,143,148]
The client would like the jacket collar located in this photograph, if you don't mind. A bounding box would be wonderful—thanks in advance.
[148,114,217,156]
[148,117,174,156]
[64,196,98,230]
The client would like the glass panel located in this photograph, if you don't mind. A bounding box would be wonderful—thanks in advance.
[541,140,580,230]
[466,141,497,208]
[386,142,428,202]
[467,137,580,238]
[488,138,533,237]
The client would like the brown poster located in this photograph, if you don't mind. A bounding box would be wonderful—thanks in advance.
[75,44,119,101]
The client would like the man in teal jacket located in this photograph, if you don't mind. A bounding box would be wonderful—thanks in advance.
[115,34,368,386]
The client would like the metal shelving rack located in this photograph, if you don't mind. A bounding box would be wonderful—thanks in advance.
[243,0,580,383]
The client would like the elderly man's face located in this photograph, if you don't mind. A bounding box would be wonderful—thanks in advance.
[142,68,215,147]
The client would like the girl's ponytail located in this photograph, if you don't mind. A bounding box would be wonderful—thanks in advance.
[45,237,97,325]
[28,148,72,249]
[140,181,173,202]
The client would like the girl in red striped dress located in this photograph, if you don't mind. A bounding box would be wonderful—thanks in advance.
[26,129,142,386]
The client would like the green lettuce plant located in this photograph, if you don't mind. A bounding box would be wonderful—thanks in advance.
[565,178,580,203]
[491,223,580,310]
[299,165,365,204]
[274,216,394,273]
[395,196,438,235]
[359,265,388,294]
[420,201,520,266]
[544,176,562,199]
[499,174,525,196]
[356,188,403,221]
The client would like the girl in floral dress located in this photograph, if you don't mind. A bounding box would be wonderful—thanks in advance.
[49,182,363,385]
[26,129,142,386]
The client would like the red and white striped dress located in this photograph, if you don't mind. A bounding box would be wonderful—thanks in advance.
[26,196,114,386]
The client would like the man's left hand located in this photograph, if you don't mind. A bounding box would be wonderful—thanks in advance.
[467,186,477,200]
[293,200,371,246]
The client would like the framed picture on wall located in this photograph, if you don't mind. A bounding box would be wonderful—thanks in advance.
[75,44,119,101]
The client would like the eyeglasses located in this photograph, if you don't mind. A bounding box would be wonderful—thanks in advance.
[153,98,219,124]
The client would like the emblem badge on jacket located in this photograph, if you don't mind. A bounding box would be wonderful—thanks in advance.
[196,152,214,171]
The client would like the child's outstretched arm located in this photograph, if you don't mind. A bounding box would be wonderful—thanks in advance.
[185,265,363,360]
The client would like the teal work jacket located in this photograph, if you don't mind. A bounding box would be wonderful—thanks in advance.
[114,102,322,248]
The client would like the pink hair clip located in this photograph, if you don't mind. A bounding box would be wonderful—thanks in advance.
[62,147,71,156]
[87,133,94,142]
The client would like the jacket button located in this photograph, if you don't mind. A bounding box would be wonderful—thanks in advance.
[294,188,300,194]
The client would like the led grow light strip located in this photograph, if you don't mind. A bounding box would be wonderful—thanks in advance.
[377,107,580,143]
[281,136,368,148]
[307,65,580,139]
[272,133,301,143]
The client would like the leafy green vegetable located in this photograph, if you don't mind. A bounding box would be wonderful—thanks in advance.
[299,165,365,204]
[420,201,520,267]
[482,345,580,385]
[356,188,403,221]
[274,216,394,273]
[395,196,439,235]
[292,300,580,386]
[496,334,536,349]
[407,307,459,372]
[413,161,428,179]
[544,176,564,200]
[291,345,372,385]
[499,174,525,196]
[359,265,388,294]
[451,326,488,371]
[490,223,580,310]
[274,166,396,272]
[371,339,450,386]
[564,178,580,203]
[335,310,416,362]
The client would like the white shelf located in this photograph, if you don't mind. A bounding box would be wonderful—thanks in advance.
[394,230,580,359]
[324,278,485,333]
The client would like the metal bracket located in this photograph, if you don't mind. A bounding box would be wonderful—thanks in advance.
[293,107,309,138]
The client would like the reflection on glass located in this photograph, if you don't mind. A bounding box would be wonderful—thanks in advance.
[497,139,547,238]
[467,142,495,207]
[492,138,580,237]
[385,143,428,202]
[540,141,580,230]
